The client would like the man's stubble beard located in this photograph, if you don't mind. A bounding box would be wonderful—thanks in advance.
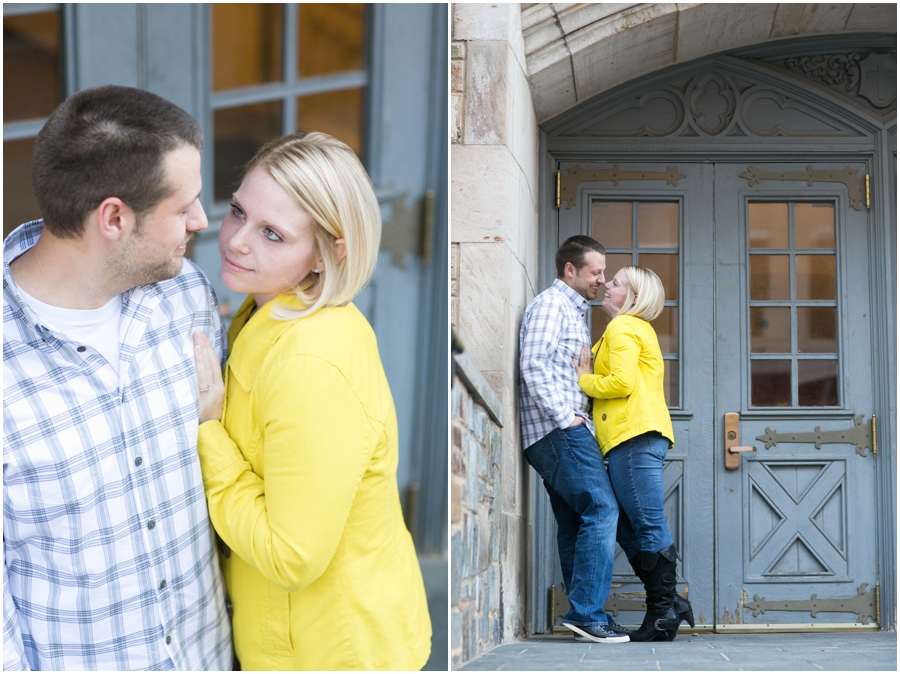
[111,216,186,289]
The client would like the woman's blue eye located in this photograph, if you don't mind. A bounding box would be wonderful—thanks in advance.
[264,227,282,242]
[229,202,244,218]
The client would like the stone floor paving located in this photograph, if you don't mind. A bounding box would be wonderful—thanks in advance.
[457,631,897,671]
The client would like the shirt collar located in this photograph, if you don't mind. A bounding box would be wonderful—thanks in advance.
[551,278,589,316]
[3,219,161,342]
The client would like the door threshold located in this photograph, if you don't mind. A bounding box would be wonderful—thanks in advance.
[714,623,879,633]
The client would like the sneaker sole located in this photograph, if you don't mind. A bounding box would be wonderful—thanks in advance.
[563,622,630,643]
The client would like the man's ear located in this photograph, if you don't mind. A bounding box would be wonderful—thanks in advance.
[95,197,134,242]
[564,261,576,279]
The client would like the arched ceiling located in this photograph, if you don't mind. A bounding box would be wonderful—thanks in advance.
[522,3,897,124]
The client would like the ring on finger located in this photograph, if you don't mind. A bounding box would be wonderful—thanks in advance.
[199,385,211,393]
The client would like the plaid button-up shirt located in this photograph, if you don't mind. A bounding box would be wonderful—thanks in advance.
[518,279,595,449]
[3,221,232,671]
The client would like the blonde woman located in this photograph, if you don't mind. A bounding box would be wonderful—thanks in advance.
[192,132,431,669]
[574,265,694,642]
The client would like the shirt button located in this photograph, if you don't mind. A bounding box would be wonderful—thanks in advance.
[159,580,166,590]
[76,346,86,353]
[165,636,171,645]
[134,457,143,467]
[147,520,155,530]
[601,414,607,421]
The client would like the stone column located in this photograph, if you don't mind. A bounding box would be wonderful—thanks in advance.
[450,1,541,658]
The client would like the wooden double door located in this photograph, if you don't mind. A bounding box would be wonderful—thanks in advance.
[553,159,878,630]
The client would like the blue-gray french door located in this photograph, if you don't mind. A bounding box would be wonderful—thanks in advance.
[714,162,876,629]
[556,159,877,630]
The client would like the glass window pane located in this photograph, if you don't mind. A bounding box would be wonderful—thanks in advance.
[751,359,792,407]
[637,202,678,248]
[794,203,834,249]
[590,304,612,345]
[797,307,837,353]
[591,201,632,248]
[651,306,679,354]
[298,4,365,77]
[214,102,283,201]
[4,138,39,239]
[212,4,283,91]
[796,255,835,300]
[750,306,790,353]
[750,255,790,300]
[639,253,678,302]
[601,252,633,286]
[296,89,364,156]
[4,11,61,121]
[664,359,679,408]
[798,360,838,406]
[748,202,788,249]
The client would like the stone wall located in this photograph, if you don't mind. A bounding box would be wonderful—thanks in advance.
[450,3,540,660]
[450,355,502,667]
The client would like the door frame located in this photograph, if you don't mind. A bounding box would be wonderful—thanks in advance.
[531,42,896,634]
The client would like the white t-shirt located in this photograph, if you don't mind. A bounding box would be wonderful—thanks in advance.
[13,279,122,376]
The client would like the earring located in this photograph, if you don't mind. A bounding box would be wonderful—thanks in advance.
[313,268,320,274]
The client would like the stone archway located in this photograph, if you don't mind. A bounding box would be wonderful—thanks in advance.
[521,3,896,123]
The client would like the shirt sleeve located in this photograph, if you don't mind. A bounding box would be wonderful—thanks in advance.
[196,354,376,593]
[3,554,30,671]
[520,300,577,429]
[578,323,640,399]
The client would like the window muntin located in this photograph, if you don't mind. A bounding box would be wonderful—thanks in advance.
[3,7,62,238]
[748,201,839,408]
[210,4,367,207]
[591,200,681,407]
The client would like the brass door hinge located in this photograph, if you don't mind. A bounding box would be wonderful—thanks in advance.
[556,170,561,209]
[872,414,877,455]
[865,174,870,209]
[875,584,880,622]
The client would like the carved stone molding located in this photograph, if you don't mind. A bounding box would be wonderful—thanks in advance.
[779,51,896,111]
[686,72,737,135]
[785,53,861,90]
[557,64,868,140]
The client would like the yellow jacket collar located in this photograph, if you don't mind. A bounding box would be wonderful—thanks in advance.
[227,294,300,391]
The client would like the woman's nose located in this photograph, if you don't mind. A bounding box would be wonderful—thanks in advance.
[228,225,252,253]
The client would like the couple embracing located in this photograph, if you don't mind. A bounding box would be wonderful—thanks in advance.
[4,86,430,670]
[519,235,695,644]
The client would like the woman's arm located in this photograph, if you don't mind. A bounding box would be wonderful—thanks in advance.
[578,326,641,399]
[197,354,376,593]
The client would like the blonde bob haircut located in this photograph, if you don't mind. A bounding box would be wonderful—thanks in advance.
[243,131,381,320]
[616,265,665,322]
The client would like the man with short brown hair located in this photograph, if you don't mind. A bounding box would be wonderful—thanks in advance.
[3,85,231,670]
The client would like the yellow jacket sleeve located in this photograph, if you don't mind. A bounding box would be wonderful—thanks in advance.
[578,326,641,399]
[198,354,376,593]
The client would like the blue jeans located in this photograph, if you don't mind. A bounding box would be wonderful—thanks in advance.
[607,431,674,560]
[524,425,619,627]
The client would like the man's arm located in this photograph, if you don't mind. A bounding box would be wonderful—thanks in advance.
[3,553,30,671]
[520,300,579,430]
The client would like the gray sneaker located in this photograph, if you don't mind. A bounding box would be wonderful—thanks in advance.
[563,621,630,643]
[572,617,632,641]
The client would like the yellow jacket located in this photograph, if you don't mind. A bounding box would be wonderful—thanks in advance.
[197,295,431,670]
[578,314,674,456]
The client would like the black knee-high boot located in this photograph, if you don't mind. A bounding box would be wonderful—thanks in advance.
[627,545,684,642]
[627,552,695,630]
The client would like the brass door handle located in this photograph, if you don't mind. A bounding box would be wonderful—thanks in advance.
[725,412,756,470]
